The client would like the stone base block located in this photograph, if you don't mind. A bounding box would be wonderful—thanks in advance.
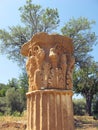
[26,89,74,130]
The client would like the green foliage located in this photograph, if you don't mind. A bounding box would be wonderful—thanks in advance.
[61,17,97,67]
[0,26,29,66]
[74,61,98,95]
[93,101,98,120]
[92,95,98,119]
[0,1,59,67]
[0,97,8,114]
[6,87,26,114]
[19,0,59,34]
[12,111,21,117]
[73,61,98,115]
[0,112,3,116]
[0,83,8,97]
[7,78,19,89]
[0,77,27,115]
[73,98,86,115]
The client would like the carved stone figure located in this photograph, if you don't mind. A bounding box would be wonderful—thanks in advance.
[21,32,75,91]
[66,56,75,89]
[26,54,36,91]
[49,47,58,68]
[43,62,51,88]
[20,32,75,130]
[32,45,45,69]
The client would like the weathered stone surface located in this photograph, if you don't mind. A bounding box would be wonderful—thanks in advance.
[26,90,74,130]
[21,32,75,130]
[21,32,75,91]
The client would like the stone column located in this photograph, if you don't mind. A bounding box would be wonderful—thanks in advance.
[21,32,75,130]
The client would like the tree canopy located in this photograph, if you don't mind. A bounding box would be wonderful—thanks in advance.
[0,0,60,67]
[61,17,97,67]
[73,61,98,115]
[0,78,27,115]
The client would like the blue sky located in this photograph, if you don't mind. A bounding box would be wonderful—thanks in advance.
[0,0,98,84]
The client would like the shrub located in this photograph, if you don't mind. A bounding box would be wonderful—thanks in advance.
[93,99,98,120]
[0,112,3,116]
[12,111,21,117]
[73,98,86,116]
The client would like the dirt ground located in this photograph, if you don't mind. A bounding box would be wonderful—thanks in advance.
[0,116,98,130]
[75,124,98,130]
[0,121,98,130]
[75,116,98,130]
[0,116,27,130]
[0,122,26,130]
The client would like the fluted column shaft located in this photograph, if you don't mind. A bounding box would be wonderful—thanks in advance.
[26,89,74,130]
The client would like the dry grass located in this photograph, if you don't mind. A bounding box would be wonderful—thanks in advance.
[0,114,98,130]
[0,112,27,130]
[0,116,26,122]
[75,116,98,130]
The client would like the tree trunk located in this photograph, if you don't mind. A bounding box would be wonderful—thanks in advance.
[85,94,92,116]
